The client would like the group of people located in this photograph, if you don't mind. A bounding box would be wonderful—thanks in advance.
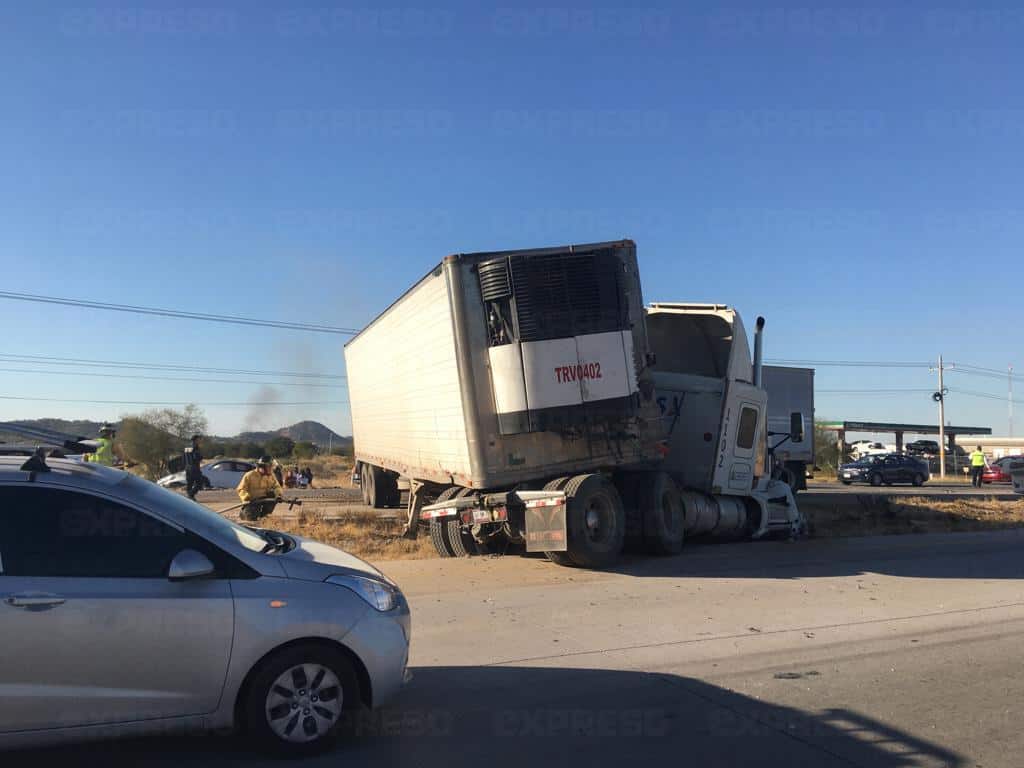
[284,465,314,489]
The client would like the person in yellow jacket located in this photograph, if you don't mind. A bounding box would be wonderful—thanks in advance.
[969,445,987,488]
[236,455,283,521]
[84,424,126,466]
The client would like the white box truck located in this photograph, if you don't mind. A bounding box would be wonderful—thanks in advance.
[762,365,815,491]
[345,240,804,568]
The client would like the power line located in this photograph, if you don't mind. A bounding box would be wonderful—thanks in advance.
[0,291,361,335]
[818,388,933,394]
[0,395,348,406]
[948,387,1013,403]
[765,358,932,368]
[0,367,346,389]
[0,353,346,380]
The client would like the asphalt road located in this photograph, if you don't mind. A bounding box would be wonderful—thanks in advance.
[14,529,1024,767]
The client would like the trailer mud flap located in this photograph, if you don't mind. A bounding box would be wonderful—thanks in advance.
[524,497,567,552]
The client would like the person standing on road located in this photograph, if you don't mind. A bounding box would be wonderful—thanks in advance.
[84,423,126,466]
[969,445,987,488]
[236,455,283,521]
[183,434,204,500]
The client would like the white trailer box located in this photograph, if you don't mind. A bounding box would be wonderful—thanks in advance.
[344,241,665,491]
[762,365,815,489]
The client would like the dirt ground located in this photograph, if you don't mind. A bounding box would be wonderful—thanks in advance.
[801,493,1024,538]
[245,492,1024,564]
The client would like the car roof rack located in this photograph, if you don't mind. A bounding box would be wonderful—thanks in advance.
[20,448,51,478]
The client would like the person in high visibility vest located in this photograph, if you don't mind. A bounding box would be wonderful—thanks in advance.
[84,424,125,466]
[969,445,987,488]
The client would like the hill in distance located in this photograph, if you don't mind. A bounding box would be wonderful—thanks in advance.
[233,420,351,446]
[0,418,350,447]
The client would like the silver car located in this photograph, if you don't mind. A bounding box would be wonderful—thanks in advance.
[156,458,256,490]
[0,456,410,756]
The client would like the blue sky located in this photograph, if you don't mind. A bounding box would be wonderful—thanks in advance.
[0,0,1021,437]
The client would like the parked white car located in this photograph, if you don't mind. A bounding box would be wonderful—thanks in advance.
[848,441,893,459]
[157,458,256,490]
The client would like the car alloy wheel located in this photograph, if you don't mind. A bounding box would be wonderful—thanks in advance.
[264,663,344,744]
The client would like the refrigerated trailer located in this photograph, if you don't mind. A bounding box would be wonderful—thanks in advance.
[345,240,804,568]
[762,365,815,491]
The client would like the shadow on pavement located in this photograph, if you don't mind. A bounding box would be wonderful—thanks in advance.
[8,666,965,767]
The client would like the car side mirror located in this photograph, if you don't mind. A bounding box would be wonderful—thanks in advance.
[789,412,805,444]
[168,549,215,581]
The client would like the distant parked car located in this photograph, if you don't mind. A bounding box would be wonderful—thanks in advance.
[905,439,940,456]
[983,456,1021,484]
[157,458,256,490]
[839,453,929,487]
[848,441,892,460]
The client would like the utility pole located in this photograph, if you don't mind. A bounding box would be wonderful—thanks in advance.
[938,355,945,479]
[1010,365,1014,438]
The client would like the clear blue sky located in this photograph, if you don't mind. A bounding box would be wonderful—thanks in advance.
[0,0,1021,438]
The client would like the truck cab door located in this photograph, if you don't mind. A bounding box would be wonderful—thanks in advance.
[711,382,767,495]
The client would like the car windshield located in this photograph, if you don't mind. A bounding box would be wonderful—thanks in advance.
[120,474,267,553]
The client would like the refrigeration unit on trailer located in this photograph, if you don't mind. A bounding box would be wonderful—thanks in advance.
[344,240,804,568]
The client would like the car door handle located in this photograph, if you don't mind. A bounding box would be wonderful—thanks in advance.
[4,594,66,608]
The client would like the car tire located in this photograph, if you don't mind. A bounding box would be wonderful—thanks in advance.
[869,473,883,487]
[841,481,852,485]
[640,472,684,556]
[243,644,361,757]
[912,474,925,487]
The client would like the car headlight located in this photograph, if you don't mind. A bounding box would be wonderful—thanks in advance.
[326,574,399,612]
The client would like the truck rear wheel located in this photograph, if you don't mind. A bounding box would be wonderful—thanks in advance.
[428,486,461,558]
[640,472,684,556]
[446,488,480,557]
[554,474,625,569]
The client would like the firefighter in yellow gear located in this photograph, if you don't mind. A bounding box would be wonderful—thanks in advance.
[84,424,126,466]
[236,455,283,521]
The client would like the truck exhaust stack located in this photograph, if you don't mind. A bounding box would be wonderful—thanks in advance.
[753,316,765,387]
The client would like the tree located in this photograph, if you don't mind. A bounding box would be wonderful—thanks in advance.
[293,441,317,460]
[265,435,295,458]
[813,421,840,475]
[119,405,208,480]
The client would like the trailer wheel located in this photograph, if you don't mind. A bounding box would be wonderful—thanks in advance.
[541,477,575,566]
[556,474,625,569]
[446,488,480,557]
[368,466,399,508]
[428,487,460,558]
[640,472,684,555]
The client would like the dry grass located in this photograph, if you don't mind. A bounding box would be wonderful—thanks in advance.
[266,507,436,561]
[804,494,1024,538]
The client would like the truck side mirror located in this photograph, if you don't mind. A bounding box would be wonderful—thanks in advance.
[790,412,805,444]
